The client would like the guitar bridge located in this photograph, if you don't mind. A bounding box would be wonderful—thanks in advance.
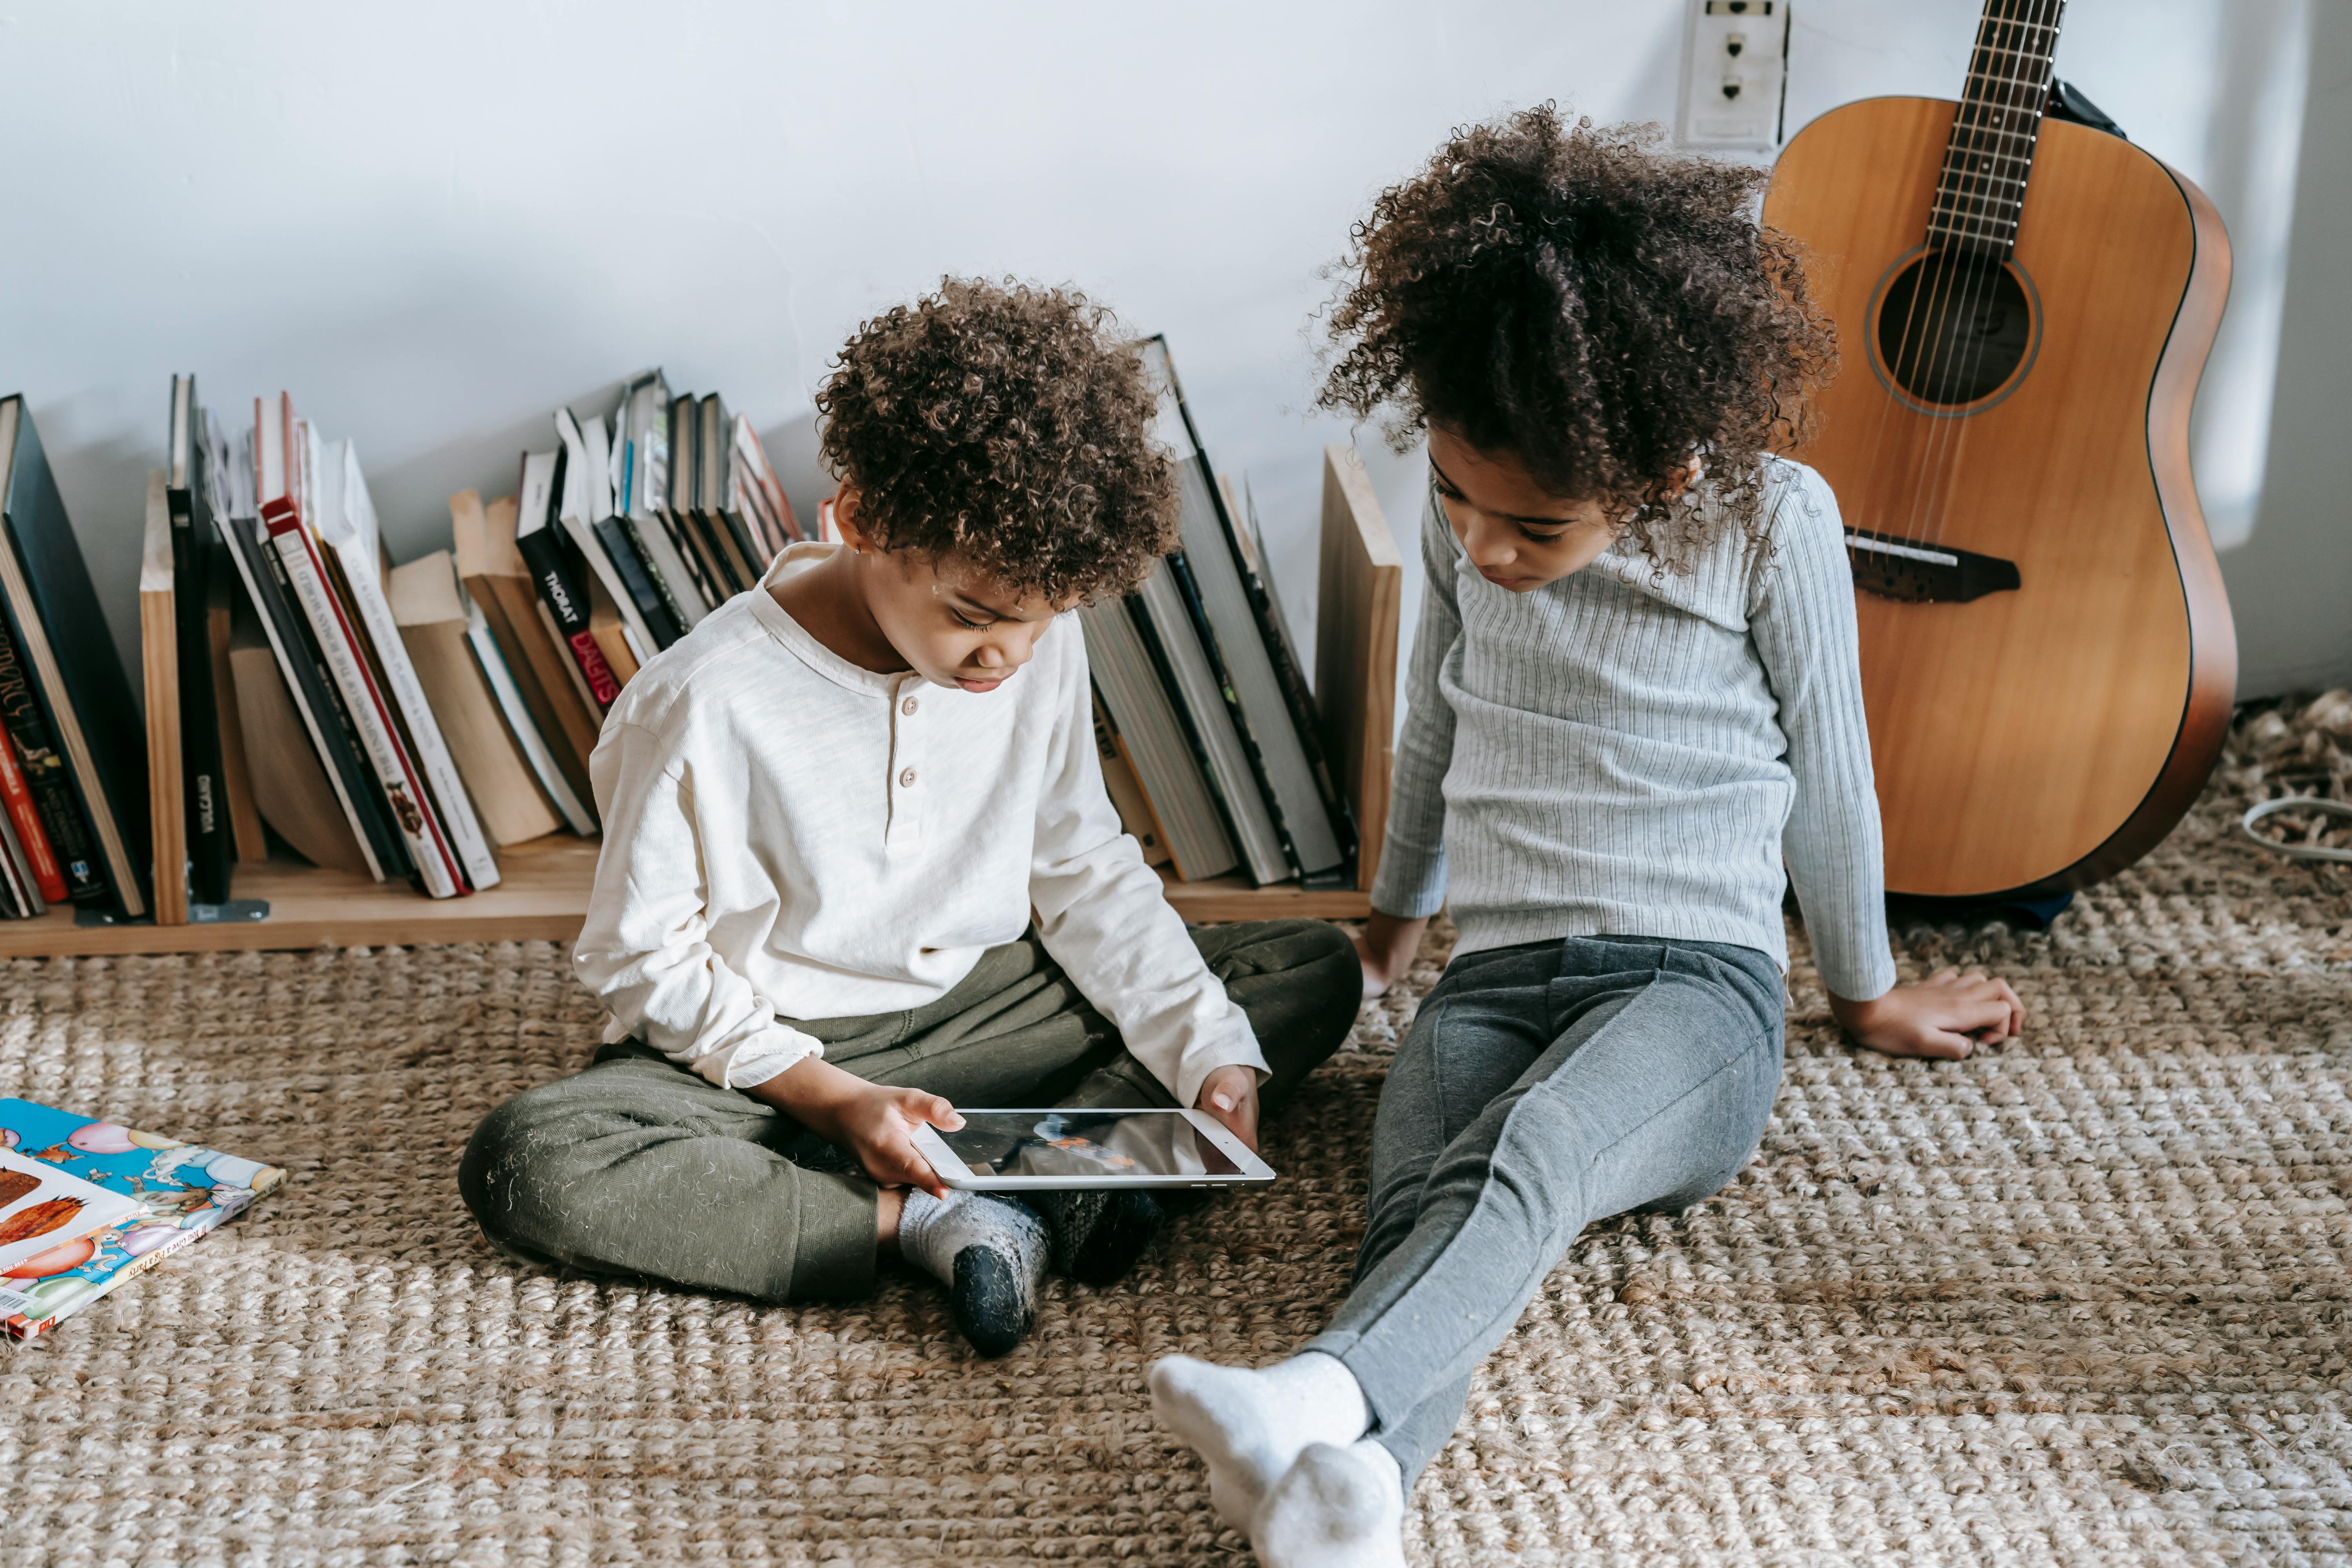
[1844,528,2020,603]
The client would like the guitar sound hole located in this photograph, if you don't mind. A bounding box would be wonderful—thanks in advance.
[1876,252,2034,407]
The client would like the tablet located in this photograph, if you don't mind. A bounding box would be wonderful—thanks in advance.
[909,1108,1276,1191]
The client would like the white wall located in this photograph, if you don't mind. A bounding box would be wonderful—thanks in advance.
[0,0,2320,704]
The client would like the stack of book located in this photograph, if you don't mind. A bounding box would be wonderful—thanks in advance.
[0,1098,284,1339]
[1084,339,1356,887]
[0,396,153,922]
[139,372,799,917]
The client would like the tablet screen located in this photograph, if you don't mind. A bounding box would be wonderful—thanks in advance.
[933,1111,1242,1180]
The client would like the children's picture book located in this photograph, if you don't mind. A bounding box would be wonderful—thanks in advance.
[0,1147,141,1277]
[0,1099,285,1339]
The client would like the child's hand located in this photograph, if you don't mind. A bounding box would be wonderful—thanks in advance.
[749,1056,965,1198]
[1830,968,2025,1060]
[1195,1064,1262,1152]
[1356,910,1430,1000]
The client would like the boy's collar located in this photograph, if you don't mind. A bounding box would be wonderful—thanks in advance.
[751,543,913,697]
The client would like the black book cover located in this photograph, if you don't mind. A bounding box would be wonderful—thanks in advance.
[1220,481,1357,882]
[0,617,105,904]
[1123,586,1256,880]
[221,506,411,882]
[593,516,682,648]
[169,383,233,904]
[0,397,151,916]
[1159,545,1303,881]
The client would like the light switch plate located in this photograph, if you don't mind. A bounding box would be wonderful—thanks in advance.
[1675,0,1791,152]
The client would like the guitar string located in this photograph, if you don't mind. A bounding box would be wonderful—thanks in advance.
[1895,0,2012,553]
[1924,0,2062,556]
[1913,0,2057,554]
[1848,1,1995,559]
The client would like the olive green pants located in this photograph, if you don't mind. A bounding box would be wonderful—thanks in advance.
[459,919,1359,1301]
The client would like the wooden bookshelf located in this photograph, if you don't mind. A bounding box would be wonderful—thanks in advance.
[7,446,1399,959]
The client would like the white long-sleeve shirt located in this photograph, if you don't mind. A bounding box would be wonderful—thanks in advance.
[1371,458,1899,1002]
[572,543,1267,1107]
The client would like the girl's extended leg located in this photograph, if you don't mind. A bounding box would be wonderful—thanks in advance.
[1153,934,1784,1542]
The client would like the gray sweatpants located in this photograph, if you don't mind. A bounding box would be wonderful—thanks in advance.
[1305,934,1785,1482]
[459,919,1360,1303]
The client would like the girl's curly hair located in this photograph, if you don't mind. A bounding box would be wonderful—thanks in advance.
[1319,106,1837,567]
[817,277,1178,604]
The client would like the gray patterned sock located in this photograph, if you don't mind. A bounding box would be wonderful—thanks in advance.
[896,1188,1049,1356]
[1020,1188,1167,1285]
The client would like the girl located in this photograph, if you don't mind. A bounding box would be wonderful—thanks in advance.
[1149,109,2025,1566]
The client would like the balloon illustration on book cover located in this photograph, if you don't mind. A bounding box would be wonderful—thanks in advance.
[1,1232,99,1279]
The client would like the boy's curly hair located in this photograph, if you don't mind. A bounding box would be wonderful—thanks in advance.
[1319,106,1837,566]
[816,277,1178,604]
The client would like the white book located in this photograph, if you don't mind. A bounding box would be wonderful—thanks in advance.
[257,396,460,898]
[315,440,502,891]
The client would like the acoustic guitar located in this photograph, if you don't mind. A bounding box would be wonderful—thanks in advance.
[1762,0,2234,900]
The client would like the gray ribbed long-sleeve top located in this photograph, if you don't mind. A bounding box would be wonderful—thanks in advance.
[1370,457,1899,1002]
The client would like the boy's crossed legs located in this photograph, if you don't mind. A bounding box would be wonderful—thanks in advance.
[459,918,1358,1349]
[1153,934,1783,1565]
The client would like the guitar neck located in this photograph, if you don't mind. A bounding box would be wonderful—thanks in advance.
[1929,0,2066,259]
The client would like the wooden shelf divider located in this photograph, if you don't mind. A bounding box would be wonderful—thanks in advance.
[8,445,1398,960]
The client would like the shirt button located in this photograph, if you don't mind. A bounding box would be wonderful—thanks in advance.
[899,767,918,788]
[901,697,919,716]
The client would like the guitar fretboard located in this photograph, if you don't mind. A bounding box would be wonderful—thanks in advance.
[1928,0,2065,258]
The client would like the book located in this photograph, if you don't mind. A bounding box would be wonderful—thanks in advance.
[1092,693,1171,867]
[0,1145,142,1294]
[256,396,457,896]
[0,702,63,905]
[587,577,642,684]
[227,639,368,873]
[0,1099,283,1340]
[732,413,801,551]
[662,389,731,602]
[512,449,623,707]
[614,374,707,636]
[1146,340,1351,884]
[0,397,152,917]
[451,490,600,810]
[0,621,106,907]
[311,436,501,891]
[1077,604,1237,881]
[461,580,595,836]
[140,469,189,924]
[167,377,233,904]
[217,441,401,883]
[200,409,269,864]
[388,550,561,847]
[1134,561,1290,885]
[698,394,764,586]
[0,799,37,919]
[550,415,667,656]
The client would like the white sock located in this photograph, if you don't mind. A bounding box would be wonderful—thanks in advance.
[1253,1439,1406,1568]
[895,1189,1048,1357]
[1148,1350,1370,1529]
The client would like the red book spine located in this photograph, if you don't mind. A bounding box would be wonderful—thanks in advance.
[566,632,622,707]
[0,712,67,903]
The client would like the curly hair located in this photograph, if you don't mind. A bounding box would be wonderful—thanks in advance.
[1319,106,1837,566]
[815,277,1178,605]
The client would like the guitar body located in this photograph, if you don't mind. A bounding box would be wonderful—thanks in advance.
[1765,96,2235,899]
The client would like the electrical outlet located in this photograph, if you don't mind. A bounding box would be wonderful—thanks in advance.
[1675,0,1790,152]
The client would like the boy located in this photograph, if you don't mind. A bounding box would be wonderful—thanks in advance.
[461,279,1361,1355]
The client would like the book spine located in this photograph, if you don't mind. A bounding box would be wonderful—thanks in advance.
[1124,588,1256,881]
[167,489,232,904]
[0,715,64,903]
[262,505,459,897]
[602,516,686,646]
[464,618,596,836]
[1161,548,1303,881]
[0,621,106,905]
[514,527,622,707]
[327,541,500,892]
[2,1219,207,1341]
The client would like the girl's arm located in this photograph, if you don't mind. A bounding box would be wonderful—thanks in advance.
[1751,465,2023,1056]
[1747,466,1900,1006]
[1361,490,1464,995]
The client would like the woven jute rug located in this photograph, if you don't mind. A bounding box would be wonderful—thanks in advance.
[6,698,2351,1567]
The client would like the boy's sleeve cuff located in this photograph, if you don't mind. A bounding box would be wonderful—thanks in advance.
[686,1026,827,1091]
